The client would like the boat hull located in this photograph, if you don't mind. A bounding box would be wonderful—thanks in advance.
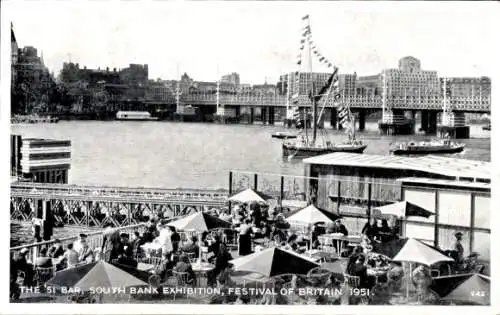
[282,143,367,158]
[391,145,465,155]
[272,134,297,139]
[116,118,158,121]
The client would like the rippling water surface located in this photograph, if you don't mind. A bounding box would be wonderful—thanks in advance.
[12,121,490,189]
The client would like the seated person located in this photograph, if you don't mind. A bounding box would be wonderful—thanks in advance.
[78,235,94,263]
[347,255,371,289]
[181,236,200,258]
[173,254,196,284]
[117,233,138,268]
[12,249,34,286]
[284,234,299,252]
[332,219,348,236]
[57,243,79,270]
[49,239,65,259]
[361,218,378,242]
[35,247,53,268]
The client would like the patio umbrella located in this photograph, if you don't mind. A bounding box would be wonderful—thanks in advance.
[167,212,231,232]
[392,238,454,266]
[287,204,341,226]
[286,204,341,249]
[372,201,434,218]
[46,261,147,290]
[229,247,319,277]
[392,238,454,299]
[431,273,490,305]
[228,188,274,204]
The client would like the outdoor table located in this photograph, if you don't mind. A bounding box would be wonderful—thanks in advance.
[319,234,362,255]
[191,262,215,287]
[137,262,156,273]
[140,243,163,257]
[305,249,332,262]
[253,238,269,246]
[367,267,389,284]
[320,259,348,275]
[229,270,271,289]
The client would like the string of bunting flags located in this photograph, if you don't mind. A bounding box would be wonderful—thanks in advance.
[289,14,354,132]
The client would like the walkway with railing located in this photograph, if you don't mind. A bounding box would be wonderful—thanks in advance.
[11,183,228,228]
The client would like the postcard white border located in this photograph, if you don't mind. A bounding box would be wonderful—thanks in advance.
[1,1,498,314]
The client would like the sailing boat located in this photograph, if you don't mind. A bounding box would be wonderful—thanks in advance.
[282,15,367,158]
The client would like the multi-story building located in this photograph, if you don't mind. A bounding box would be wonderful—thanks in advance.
[384,57,440,97]
[356,74,380,96]
[357,57,441,98]
[277,72,331,96]
[252,83,277,96]
[443,77,491,98]
[119,64,148,87]
[12,45,55,114]
[220,72,240,86]
[145,80,173,101]
[278,72,357,97]
[338,73,357,97]
[11,26,18,83]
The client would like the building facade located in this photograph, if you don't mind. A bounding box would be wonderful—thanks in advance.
[384,57,441,97]
[444,77,491,98]
[12,45,55,114]
[220,72,240,86]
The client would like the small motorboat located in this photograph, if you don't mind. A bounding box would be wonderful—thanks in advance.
[272,132,297,139]
[390,139,465,155]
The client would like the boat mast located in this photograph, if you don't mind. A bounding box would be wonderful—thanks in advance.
[442,77,447,125]
[382,70,387,121]
[176,63,180,113]
[305,18,317,145]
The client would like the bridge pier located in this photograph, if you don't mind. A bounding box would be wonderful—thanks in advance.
[268,106,275,125]
[260,107,266,124]
[428,111,438,135]
[250,107,254,124]
[437,111,470,139]
[329,108,337,129]
[358,110,366,132]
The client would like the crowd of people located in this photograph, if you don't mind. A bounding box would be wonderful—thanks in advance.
[10,200,484,304]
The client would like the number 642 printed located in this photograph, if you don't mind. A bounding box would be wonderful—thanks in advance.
[470,291,488,297]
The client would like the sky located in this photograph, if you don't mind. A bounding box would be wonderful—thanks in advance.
[5,1,499,84]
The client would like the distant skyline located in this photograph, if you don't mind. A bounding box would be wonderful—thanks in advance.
[5,1,497,84]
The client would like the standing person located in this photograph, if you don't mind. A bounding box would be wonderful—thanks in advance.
[452,232,465,263]
[32,218,42,243]
[388,216,400,240]
[170,227,181,253]
[157,222,173,258]
[238,219,253,256]
[101,224,121,263]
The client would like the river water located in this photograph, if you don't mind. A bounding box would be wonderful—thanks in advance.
[12,121,490,189]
